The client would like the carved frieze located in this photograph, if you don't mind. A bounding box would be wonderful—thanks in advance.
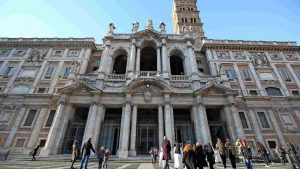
[104,82,126,88]
[250,52,269,67]
[170,83,192,89]
[26,48,48,64]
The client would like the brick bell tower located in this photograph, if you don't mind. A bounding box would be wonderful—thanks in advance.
[171,0,205,40]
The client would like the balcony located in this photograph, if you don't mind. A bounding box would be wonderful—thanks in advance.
[136,71,160,78]
[170,75,190,82]
[105,74,126,82]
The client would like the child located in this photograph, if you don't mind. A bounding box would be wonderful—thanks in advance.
[102,149,110,169]
[98,146,105,169]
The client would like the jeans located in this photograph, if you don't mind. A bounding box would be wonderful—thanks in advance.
[244,159,253,169]
[80,155,90,169]
[220,154,227,168]
[263,154,271,165]
[98,157,103,168]
[229,154,236,169]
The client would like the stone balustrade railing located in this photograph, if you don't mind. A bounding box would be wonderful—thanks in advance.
[105,74,126,82]
[136,71,160,78]
[76,74,97,82]
[170,75,190,82]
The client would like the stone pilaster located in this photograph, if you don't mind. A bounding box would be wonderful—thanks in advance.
[158,105,164,147]
[187,41,198,74]
[198,104,212,145]
[135,47,141,71]
[0,60,9,76]
[248,109,264,143]
[98,42,110,75]
[248,63,266,96]
[267,109,287,147]
[223,105,237,141]
[286,64,300,88]
[157,46,161,72]
[4,107,27,147]
[128,40,136,76]
[29,60,48,93]
[4,60,25,93]
[270,63,290,96]
[48,61,64,94]
[93,104,105,149]
[233,63,247,96]
[27,108,48,147]
[119,102,132,158]
[228,102,246,139]
[206,50,217,76]
[164,103,174,146]
[129,105,137,156]
[192,104,201,143]
[161,39,169,79]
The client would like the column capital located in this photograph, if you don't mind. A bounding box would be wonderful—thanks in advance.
[224,103,235,108]
[58,98,66,105]
[125,101,132,105]
[157,43,162,48]
[164,101,171,105]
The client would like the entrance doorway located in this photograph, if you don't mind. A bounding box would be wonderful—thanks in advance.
[63,107,89,154]
[206,108,229,146]
[99,108,122,155]
[174,109,195,144]
[136,109,158,155]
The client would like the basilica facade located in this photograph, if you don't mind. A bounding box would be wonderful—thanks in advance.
[0,0,300,159]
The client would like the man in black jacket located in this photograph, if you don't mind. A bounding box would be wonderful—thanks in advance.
[80,138,95,169]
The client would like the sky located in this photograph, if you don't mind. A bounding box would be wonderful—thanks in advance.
[0,0,299,44]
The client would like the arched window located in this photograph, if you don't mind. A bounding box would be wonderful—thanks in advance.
[266,87,282,96]
[140,47,157,71]
[11,85,30,94]
[112,55,127,74]
[170,55,184,75]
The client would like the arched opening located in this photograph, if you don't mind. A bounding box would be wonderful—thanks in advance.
[265,87,283,96]
[112,55,127,74]
[140,47,157,71]
[170,55,184,75]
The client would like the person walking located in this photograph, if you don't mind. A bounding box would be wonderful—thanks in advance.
[80,138,95,169]
[150,147,156,164]
[204,143,215,169]
[225,139,236,169]
[174,143,182,169]
[257,142,272,167]
[98,146,105,169]
[241,140,253,169]
[70,140,79,169]
[102,149,110,169]
[154,147,158,164]
[161,136,171,169]
[31,145,40,161]
[182,144,196,169]
[195,143,207,169]
[275,144,286,165]
[216,138,227,169]
[236,138,244,163]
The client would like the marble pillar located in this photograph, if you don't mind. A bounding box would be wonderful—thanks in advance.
[248,109,264,143]
[93,104,105,148]
[287,64,300,88]
[158,105,164,147]
[229,104,246,139]
[157,46,162,72]
[268,109,287,147]
[129,105,137,156]
[233,63,247,96]
[128,40,136,76]
[192,105,201,143]
[164,103,174,146]
[187,41,198,74]
[223,105,237,141]
[198,104,212,145]
[206,50,217,76]
[119,103,132,158]
[27,108,48,147]
[161,40,169,79]
[271,63,290,96]
[135,47,141,71]
[249,63,266,96]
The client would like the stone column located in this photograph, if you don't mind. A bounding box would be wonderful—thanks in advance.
[192,104,201,143]
[119,102,132,158]
[206,50,217,76]
[233,63,247,96]
[248,109,264,143]
[271,63,290,96]
[161,39,169,79]
[187,41,198,74]
[128,40,136,76]
[40,98,66,156]
[27,108,48,147]
[81,102,99,152]
[158,105,164,147]
[98,42,110,75]
[129,105,137,156]
[228,103,246,139]
[223,105,237,141]
[287,64,300,88]
[267,109,287,147]
[198,104,212,145]
[157,46,162,72]
[79,48,92,74]
[135,47,141,72]
[48,61,64,94]
[248,63,266,96]
[4,107,27,147]
[164,103,174,146]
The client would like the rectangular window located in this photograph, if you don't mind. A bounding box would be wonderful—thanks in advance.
[45,110,56,127]
[225,69,236,80]
[267,141,276,149]
[4,67,17,76]
[280,69,292,82]
[37,88,47,94]
[239,112,249,129]
[249,90,258,96]
[241,69,252,81]
[52,50,63,56]
[259,72,274,80]
[23,110,37,127]
[292,90,299,96]
[68,50,80,57]
[0,50,10,57]
[21,69,36,77]
[62,67,71,78]
[44,66,55,79]
[39,139,46,147]
[15,139,25,147]
[14,50,26,56]
[257,112,271,128]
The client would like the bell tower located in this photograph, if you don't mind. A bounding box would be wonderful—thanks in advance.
[171,0,205,39]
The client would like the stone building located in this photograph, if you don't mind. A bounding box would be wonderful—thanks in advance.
[0,0,299,159]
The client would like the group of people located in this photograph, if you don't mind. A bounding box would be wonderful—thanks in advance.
[70,138,110,169]
[157,136,300,169]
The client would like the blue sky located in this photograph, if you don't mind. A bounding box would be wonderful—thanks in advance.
[0,0,299,44]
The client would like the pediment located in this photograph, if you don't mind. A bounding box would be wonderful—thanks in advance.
[59,81,102,95]
[131,29,163,39]
[194,82,237,96]
[123,79,173,94]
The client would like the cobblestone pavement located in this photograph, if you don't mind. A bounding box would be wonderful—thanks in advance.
[0,160,293,169]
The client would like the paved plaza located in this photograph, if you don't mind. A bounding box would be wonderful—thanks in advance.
[0,160,293,169]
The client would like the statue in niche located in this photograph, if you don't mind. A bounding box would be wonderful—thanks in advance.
[27,48,47,63]
[70,61,81,74]
[159,22,166,33]
[146,19,153,29]
[108,23,116,34]
[218,63,226,75]
[250,52,269,67]
[132,21,139,33]
[182,25,188,34]
[189,25,194,32]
